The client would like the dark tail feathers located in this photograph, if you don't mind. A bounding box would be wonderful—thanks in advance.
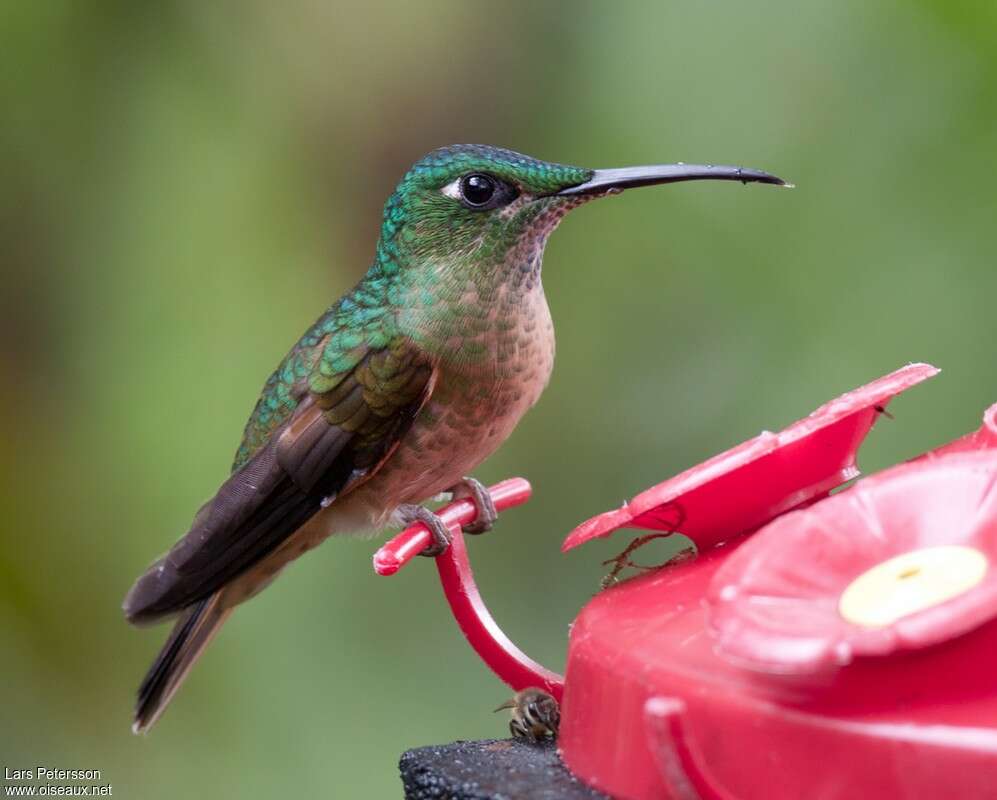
[133,594,230,733]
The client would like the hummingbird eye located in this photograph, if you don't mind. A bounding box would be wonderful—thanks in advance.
[459,173,496,207]
[455,173,517,210]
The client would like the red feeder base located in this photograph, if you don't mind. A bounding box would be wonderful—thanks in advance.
[559,366,997,799]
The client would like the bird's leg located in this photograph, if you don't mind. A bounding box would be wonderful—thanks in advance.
[398,477,497,558]
[449,476,498,535]
[396,504,453,557]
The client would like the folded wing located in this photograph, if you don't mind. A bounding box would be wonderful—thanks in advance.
[124,336,435,624]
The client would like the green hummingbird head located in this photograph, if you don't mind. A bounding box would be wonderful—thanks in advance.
[374,145,788,291]
[375,145,594,288]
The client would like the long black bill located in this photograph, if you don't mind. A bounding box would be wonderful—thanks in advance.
[557,163,791,196]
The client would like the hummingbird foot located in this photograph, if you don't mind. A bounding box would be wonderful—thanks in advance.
[449,476,498,535]
[397,477,497,557]
[397,504,452,557]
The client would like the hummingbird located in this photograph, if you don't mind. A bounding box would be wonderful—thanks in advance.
[123,144,787,732]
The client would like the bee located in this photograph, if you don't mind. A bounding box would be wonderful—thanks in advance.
[494,688,560,743]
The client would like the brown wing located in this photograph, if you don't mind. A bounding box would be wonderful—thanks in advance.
[124,338,435,624]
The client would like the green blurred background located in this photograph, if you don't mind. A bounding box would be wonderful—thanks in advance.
[2,1,995,796]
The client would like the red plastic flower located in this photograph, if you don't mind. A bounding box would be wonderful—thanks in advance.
[707,450,997,673]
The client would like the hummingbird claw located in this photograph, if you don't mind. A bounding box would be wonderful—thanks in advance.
[397,504,452,557]
[450,476,498,535]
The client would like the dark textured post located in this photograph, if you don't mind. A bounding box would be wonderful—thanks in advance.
[399,739,607,799]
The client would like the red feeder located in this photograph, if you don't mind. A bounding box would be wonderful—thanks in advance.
[375,364,997,800]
